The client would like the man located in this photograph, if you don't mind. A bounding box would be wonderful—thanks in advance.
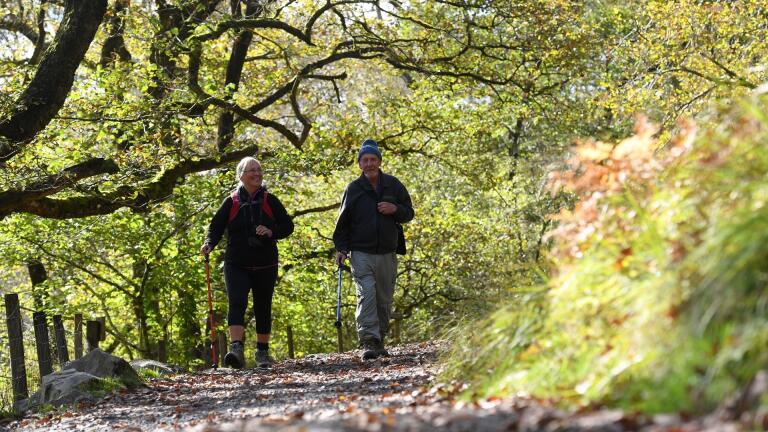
[333,138,414,360]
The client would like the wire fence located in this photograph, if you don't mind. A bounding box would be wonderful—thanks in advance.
[1,292,95,415]
[1,285,237,415]
[1,291,224,414]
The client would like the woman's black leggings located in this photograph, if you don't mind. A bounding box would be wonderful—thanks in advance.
[223,263,278,333]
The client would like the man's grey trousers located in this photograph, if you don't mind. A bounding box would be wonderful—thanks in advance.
[349,251,397,343]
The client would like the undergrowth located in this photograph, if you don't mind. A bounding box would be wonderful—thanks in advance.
[81,377,125,398]
[442,95,768,415]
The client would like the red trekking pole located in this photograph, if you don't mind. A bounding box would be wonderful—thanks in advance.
[204,254,218,369]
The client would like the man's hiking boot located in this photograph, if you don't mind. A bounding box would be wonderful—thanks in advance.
[375,338,390,357]
[224,342,245,369]
[256,349,275,368]
[360,338,381,360]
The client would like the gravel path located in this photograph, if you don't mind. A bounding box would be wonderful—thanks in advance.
[3,341,749,431]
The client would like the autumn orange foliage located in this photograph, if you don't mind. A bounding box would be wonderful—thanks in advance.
[546,115,697,262]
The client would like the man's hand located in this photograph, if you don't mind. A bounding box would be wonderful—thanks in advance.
[377,202,397,215]
[335,251,348,267]
[200,244,212,256]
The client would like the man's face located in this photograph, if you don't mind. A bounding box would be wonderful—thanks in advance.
[358,154,381,176]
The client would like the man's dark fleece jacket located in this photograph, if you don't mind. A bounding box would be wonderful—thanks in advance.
[333,171,414,254]
[205,186,294,267]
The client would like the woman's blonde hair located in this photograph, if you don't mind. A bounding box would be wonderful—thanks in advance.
[235,157,262,187]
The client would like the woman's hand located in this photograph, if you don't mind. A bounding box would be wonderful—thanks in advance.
[255,225,273,237]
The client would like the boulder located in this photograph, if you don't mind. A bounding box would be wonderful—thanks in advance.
[17,369,101,411]
[66,348,143,387]
[17,349,144,413]
[39,369,102,406]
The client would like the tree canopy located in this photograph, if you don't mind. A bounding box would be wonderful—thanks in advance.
[0,0,567,219]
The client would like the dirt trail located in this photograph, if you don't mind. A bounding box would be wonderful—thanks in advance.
[4,341,744,431]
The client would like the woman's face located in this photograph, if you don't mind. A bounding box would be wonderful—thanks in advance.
[240,161,263,190]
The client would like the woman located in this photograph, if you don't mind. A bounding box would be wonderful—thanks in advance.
[201,157,294,368]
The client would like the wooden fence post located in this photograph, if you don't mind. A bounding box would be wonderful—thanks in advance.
[32,311,53,378]
[4,294,28,405]
[287,326,295,359]
[52,314,69,365]
[74,313,83,359]
[49,323,57,367]
[86,320,101,351]
[97,316,106,341]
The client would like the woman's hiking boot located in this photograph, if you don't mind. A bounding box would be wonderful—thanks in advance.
[360,338,381,360]
[256,349,275,368]
[224,341,245,369]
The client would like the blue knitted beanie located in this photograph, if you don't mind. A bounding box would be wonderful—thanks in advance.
[357,138,382,161]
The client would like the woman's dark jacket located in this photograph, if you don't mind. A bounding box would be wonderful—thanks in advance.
[333,171,414,254]
[205,186,294,267]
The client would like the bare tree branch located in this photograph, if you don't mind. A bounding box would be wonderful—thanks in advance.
[29,0,48,64]
[291,202,340,218]
[1,145,259,219]
[0,12,39,43]
[217,0,264,152]
[0,158,118,215]
[100,0,132,67]
[188,42,303,146]
[193,17,313,46]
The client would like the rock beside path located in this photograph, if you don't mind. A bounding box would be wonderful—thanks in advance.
[67,349,143,387]
[129,359,183,376]
[16,369,102,412]
[14,349,144,413]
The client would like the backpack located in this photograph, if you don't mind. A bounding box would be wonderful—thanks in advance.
[228,189,273,223]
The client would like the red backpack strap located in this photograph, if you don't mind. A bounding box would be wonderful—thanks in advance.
[262,190,274,220]
[228,190,240,223]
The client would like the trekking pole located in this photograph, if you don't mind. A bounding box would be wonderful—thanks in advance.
[204,254,218,369]
[335,265,343,353]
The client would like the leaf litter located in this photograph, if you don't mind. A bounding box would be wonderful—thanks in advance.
[5,341,747,431]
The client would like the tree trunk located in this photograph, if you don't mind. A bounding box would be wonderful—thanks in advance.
[217,1,264,152]
[0,0,108,159]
